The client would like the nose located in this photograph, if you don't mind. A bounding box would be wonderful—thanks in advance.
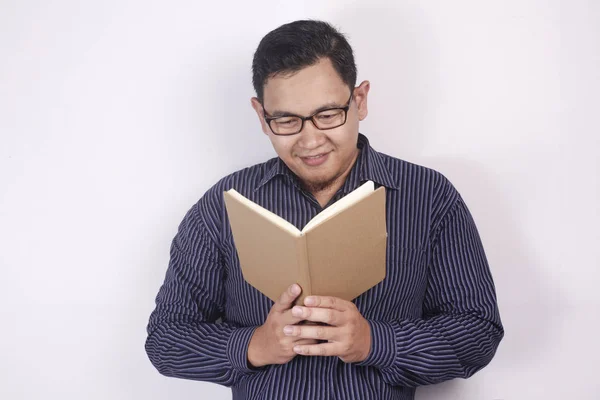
[297,119,325,149]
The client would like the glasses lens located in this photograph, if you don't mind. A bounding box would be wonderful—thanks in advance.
[270,116,302,135]
[313,109,346,130]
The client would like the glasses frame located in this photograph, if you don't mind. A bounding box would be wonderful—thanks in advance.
[263,93,353,136]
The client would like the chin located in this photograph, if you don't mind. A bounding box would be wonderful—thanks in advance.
[301,171,339,190]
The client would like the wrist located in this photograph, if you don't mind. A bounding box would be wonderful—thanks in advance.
[358,318,372,362]
[227,325,265,374]
[355,320,396,368]
[247,326,267,368]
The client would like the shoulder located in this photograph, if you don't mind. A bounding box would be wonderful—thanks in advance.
[183,157,279,241]
[371,147,463,227]
[375,149,457,201]
[205,157,278,198]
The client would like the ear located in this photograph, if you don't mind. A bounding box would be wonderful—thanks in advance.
[353,80,370,121]
[251,97,270,135]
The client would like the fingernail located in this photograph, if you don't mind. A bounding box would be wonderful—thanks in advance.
[304,296,315,306]
[293,346,302,354]
[283,326,293,335]
[292,306,302,316]
[290,284,300,295]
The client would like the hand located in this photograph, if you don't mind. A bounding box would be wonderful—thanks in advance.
[283,296,372,363]
[247,284,319,367]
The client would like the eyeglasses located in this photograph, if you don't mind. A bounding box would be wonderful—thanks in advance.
[263,93,353,136]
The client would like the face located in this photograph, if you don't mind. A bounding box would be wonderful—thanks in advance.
[251,57,370,193]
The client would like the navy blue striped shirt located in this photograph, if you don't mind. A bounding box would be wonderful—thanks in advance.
[145,134,503,399]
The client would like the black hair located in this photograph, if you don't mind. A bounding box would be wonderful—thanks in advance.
[252,20,357,102]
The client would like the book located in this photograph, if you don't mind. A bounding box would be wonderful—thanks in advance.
[223,181,387,305]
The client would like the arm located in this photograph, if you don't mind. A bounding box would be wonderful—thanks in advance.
[144,205,261,387]
[358,195,504,386]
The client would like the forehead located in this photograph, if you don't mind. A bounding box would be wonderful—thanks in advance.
[262,58,350,114]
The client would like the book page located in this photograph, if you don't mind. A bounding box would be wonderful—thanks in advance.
[305,186,387,300]
[302,181,375,233]
[225,189,300,237]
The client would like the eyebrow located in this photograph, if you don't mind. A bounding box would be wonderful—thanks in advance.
[267,101,345,118]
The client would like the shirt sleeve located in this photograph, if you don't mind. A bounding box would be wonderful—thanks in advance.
[357,194,504,387]
[144,204,263,387]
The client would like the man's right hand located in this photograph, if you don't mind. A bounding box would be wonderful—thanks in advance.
[248,284,318,367]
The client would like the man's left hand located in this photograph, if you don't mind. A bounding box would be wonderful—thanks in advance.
[283,296,371,363]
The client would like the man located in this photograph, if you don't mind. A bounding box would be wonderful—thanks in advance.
[145,20,503,400]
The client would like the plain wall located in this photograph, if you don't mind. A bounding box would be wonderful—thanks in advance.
[1,0,598,399]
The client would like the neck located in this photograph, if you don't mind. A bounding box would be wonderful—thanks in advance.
[311,184,342,208]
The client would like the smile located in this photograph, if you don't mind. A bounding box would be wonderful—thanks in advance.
[300,152,330,166]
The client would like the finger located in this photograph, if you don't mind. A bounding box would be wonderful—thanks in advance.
[294,338,319,346]
[291,306,344,326]
[293,342,339,357]
[280,308,309,326]
[303,295,350,311]
[283,324,338,341]
[272,284,302,313]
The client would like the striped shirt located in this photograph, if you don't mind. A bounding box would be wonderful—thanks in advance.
[145,134,504,399]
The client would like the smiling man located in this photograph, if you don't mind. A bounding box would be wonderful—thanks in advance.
[145,20,504,400]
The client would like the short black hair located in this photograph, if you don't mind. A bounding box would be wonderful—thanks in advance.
[252,20,357,102]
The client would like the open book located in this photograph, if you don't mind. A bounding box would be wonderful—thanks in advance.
[223,181,387,305]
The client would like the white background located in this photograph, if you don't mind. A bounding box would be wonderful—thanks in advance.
[1,1,598,399]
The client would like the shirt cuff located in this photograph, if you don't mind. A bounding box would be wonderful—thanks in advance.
[226,326,264,374]
[356,319,396,369]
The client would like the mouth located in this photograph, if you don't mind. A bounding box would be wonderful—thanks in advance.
[299,151,330,166]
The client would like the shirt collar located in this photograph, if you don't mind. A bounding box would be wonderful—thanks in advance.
[354,133,399,190]
[255,155,297,191]
[255,133,399,192]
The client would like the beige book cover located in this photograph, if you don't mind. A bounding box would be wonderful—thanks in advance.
[223,181,387,305]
